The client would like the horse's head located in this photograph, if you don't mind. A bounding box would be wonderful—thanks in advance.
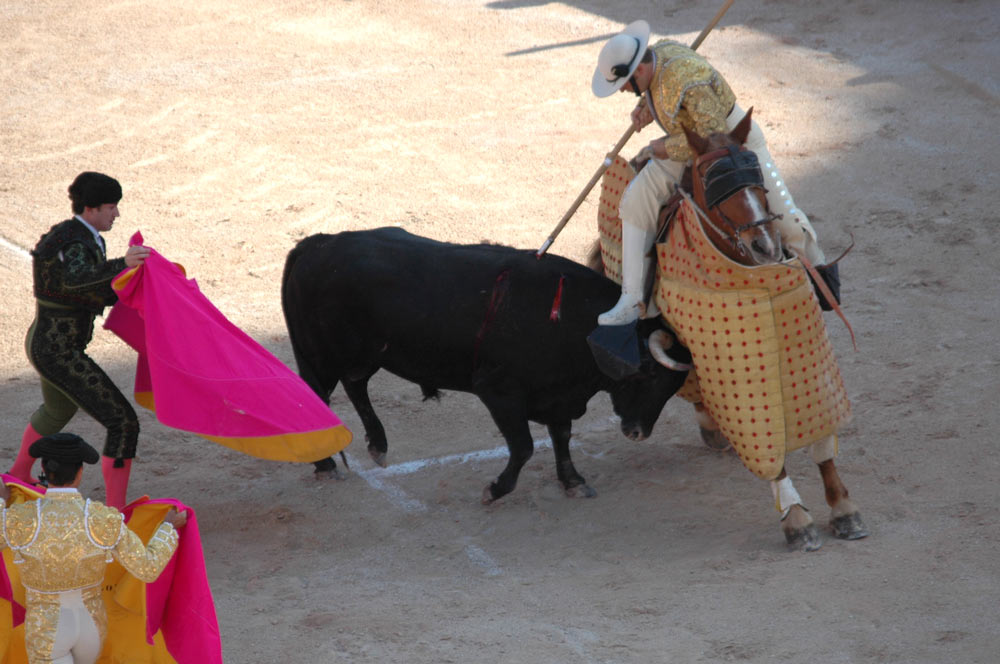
[682,108,783,265]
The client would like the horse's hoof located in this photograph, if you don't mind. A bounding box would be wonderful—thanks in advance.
[314,468,346,481]
[699,427,731,451]
[565,483,597,499]
[784,523,823,552]
[831,512,870,540]
[368,448,388,468]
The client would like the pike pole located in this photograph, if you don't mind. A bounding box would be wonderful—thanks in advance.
[536,0,736,258]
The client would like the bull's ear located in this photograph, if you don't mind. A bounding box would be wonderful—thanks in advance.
[683,123,709,156]
[729,107,753,145]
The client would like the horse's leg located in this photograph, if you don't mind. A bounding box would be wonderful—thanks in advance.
[811,436,870,540]
[771,468,822,552]
[693,402,730,450]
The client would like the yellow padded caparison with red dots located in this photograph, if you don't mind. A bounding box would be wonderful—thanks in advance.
[654,200,851,480]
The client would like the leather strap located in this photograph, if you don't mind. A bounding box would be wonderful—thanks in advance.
[794,251,857,351]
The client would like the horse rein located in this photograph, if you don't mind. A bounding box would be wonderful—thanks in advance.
[678,148,859,351]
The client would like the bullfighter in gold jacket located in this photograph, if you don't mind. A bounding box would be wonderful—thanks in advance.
[1,433,184,664]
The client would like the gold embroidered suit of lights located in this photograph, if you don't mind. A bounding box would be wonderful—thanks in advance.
[1,491,178,661]
[646,40,736,162]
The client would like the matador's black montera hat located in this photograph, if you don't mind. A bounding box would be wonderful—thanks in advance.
[29,433,100,465]
[68,171,122,210]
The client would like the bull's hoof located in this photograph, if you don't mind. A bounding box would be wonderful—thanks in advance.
[831,512,870,540]
[699,427,731,451]
[368,447,388,468]
[784,523,823,552]
[481,484,497,504]
[565,483,597,499]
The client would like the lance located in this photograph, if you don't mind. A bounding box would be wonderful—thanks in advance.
[536,0,736,257]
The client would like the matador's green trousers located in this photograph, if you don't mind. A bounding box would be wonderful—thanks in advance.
[25,301,138,463]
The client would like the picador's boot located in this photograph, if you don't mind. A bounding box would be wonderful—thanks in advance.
[9,423,44,483]
[102,456,132,509]
[598,222,656,326]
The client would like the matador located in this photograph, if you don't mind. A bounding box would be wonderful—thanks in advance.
[10,172,151,508]
[1,433,183,664]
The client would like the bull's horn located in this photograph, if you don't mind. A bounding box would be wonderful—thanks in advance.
[649,330,694,371]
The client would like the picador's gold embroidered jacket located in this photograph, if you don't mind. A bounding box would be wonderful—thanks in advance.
[646,39,736,162]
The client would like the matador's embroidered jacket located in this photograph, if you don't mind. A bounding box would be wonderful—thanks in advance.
[0,490,177,661]
[645,39,737,162]
[32,218,125,314]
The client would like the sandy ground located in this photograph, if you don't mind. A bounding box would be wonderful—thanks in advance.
[2,1,999,662]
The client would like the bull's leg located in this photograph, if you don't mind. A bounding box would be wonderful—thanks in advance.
[771,468,822,552]
[341,374,389,468]
[476,393,535,504]
[548,421,596,498]
[811,436,869,540]
[304,372,343,477]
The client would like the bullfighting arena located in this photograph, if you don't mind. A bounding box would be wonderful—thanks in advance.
[2,1,998,661]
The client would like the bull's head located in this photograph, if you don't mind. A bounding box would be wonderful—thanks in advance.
[592,320,692,441]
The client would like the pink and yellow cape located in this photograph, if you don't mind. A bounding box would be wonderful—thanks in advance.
[104,231,352,463]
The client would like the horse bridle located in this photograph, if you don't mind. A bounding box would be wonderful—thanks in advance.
[691,145,780,258]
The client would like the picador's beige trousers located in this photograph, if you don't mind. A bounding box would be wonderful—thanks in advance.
[618,104,826,263]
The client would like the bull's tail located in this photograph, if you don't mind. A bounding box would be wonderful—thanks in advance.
[281,241,336,403]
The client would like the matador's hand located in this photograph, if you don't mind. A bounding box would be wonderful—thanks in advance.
[124,244,151,268]
[164,507,187,529]
[0,481,9,506]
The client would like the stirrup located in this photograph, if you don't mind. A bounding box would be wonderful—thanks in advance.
[598,294,641,326]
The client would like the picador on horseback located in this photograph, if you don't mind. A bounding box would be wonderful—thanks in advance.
[592,19,829,326]
[588,19,866,551]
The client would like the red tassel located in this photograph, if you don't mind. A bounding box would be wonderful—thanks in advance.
[549,275,565,322]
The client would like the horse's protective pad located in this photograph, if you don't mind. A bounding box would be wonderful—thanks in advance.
[654,201,851,480]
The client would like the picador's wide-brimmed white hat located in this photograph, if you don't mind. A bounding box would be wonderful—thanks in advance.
[592,20,651,98]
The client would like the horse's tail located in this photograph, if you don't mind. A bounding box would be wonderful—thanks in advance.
[584,238,604,275]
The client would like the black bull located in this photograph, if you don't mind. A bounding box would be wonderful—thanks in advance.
[281,227,691,502]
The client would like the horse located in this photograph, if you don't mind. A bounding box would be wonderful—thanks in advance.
[595,109,868,551]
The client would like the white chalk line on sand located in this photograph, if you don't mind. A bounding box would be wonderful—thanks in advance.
[348,416,618,488]
[345,417,620,576]
[0,235,31,262]
[463,544,503,577]
[348,441,546,577]
[348,436,556,513]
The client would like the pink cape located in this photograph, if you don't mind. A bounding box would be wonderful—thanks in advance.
[120,497,222,664]
[104,231,351,463]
